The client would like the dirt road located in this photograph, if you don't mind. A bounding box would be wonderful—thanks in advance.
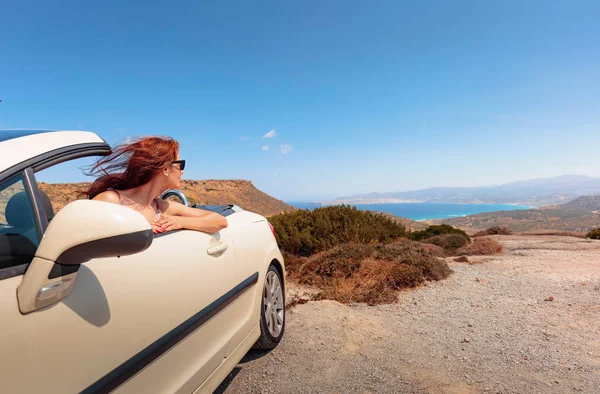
[217,236,600,394]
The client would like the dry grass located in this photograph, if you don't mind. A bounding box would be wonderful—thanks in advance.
[457,237,504,255]
[322,259,425,304]
[518,230,587,238]
[284,243,452,305]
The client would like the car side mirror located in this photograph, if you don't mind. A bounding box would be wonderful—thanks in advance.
[17,200,153,314]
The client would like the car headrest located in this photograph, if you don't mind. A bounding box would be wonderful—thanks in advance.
[5,192,35,229]
[6,190,54,229]
[39,190,54,221]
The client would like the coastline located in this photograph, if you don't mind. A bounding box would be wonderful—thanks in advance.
[287,201,534,222]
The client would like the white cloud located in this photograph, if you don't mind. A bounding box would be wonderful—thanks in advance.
[280,144,292,154]
[262,145,269,151]
[240,136,250,141]
[262,129,276,138]
[273,174,278,177]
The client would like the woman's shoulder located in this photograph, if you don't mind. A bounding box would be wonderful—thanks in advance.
[156,198,187,215]
[93,189,121,204]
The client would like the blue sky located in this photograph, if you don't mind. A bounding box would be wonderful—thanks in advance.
[1,1,599,201]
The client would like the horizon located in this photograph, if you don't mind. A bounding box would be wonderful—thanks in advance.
[30,164,600,202]
[2,1,599,201]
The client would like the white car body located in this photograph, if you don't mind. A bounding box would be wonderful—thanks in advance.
[0,130,286,393]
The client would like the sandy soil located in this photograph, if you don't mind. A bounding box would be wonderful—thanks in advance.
[216,236,600,394]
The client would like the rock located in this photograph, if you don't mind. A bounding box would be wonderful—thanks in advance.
[462,338,471,343]
[545,296,555,302]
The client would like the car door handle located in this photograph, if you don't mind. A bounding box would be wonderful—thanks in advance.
[207,241,229,255]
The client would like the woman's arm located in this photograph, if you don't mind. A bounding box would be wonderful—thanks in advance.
[157,200,228,233]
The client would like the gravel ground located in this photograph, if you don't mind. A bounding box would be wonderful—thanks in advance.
[216,236,600,394]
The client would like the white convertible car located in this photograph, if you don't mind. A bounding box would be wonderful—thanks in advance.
[0,130,286,393]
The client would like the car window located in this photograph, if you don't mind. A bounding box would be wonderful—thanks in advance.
[34,156,100,216]
[0,173,40,272]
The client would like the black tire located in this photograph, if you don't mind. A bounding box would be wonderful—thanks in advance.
[253,264,285,349]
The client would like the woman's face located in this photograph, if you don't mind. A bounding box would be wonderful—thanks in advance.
[165,153,184,189]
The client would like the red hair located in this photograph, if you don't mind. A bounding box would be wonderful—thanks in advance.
[83,136,180,199]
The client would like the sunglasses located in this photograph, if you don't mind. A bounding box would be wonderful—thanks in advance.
[172,160,186,171]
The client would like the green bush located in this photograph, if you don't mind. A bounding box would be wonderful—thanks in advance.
[586,228,600,240]
[269,205,406,256]
[408,224,470,241]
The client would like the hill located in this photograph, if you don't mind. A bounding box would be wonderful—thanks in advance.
[554,196,600,211]
[326,175,600,206]
[439,196,600,233]
[38,179,296,217]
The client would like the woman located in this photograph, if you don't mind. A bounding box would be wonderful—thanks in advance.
[84,136,228,234]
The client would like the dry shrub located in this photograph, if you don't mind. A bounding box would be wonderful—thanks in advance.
[287,243,452,305]
[423,234,470,252]
[390,237,444,256]
[415,242,445,257]
[282,251,306,273]
[458,237,504,255]
[518,230,587,238]
[322,259,424,305]
[586,228,600,239]
[473,226,512,237]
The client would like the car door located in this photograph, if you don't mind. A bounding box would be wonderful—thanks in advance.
[0,170,239,393]
[220,212,271,356]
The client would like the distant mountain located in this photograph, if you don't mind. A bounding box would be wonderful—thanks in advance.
[325,175,600,207]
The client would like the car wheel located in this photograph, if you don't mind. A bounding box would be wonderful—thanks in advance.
[254,264,285,349]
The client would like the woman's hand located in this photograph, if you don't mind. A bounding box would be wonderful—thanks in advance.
[152,223,166,234]
[156,214,184,232]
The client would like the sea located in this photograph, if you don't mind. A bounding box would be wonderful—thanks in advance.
[286,202,532,221]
